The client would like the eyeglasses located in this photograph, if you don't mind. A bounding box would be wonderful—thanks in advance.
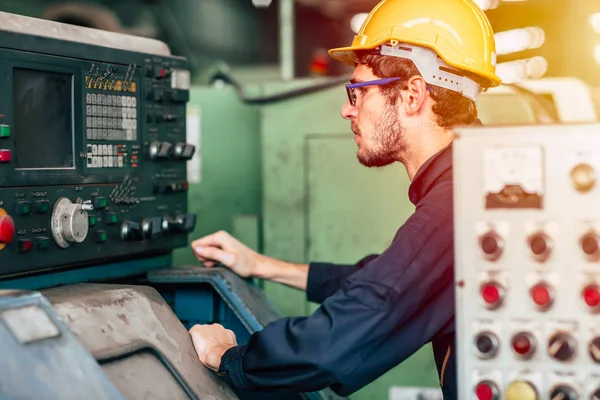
[345,77,401,106]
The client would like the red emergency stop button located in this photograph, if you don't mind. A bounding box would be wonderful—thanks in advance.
[0,214,15,244]
[0,149,11,162]
[480,281,505,310]
[583,285,600,310]
[531,283,554,310]
[475,381,499,400]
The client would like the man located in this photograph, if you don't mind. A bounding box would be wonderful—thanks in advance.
[189,0,501,398]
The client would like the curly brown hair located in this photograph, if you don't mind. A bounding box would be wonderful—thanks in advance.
[355,51,478,129]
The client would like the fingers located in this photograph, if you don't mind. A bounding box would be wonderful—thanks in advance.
[193,252,218,268]
[194,246,236,267]
[191,230,235,250]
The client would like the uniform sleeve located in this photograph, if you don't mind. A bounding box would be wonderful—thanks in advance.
[306,254,379,304]
[218,209,454,396]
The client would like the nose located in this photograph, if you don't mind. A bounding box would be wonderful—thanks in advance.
[341,100,356,120]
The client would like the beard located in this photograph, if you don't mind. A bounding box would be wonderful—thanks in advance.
[355,101,407,168]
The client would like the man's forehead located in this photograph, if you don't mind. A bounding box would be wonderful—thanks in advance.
[350,64,377,83]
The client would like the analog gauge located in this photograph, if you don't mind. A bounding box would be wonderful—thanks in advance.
[484,146,544,209]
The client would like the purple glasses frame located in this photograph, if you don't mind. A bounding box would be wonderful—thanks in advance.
[345,77,401,106]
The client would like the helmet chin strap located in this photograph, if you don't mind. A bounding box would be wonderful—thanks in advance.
[379,42,482,102]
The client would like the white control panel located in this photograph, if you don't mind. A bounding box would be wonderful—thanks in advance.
[453,123,600,400]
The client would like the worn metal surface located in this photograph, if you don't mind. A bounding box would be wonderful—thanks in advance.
[0,290,125,400]
[0,10,170,55]
[42,283,238,400]
[149,267,283,333]
[148,266,347,400]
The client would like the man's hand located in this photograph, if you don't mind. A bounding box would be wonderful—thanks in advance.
[191,231,264,278]
[189,324,237,374]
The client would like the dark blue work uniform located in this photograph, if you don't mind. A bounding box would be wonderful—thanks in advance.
[219,142,458,399]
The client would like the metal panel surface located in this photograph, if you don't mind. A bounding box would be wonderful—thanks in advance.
[42,283,237,400]
[0,290,125,400]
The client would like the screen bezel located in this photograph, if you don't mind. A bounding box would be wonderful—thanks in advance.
[12,67,76,171]
[0,48,88,186]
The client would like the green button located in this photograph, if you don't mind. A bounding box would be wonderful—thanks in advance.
[95,230,107,243]
[89,215,97,226]
[36,237,50,251]
[0,125,10,138]
[15,201,31,215]
[93,197,107,210]
[34,200,49,214]
[106,213,118,225]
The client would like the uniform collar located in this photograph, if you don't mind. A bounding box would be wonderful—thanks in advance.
[408,144,453,205]
[408,119,483,205]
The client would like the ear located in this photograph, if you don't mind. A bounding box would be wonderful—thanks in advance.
[403,75,428,116]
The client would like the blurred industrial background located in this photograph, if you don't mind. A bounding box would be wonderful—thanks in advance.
[6,0,600,85]
[1,0,599,398]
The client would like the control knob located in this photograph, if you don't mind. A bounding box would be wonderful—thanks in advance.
[51,198,90,248]
[121,221,143,241]
[548,332,576,362]
[173,143,196,160]
[588,337,600,363]
[162,213,196,234]
[149,141,173,160]
[162,113,177,122]
[142,217,163,240]
[549,385,577,400]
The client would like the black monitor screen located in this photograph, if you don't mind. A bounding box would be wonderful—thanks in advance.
[13,68,74,169]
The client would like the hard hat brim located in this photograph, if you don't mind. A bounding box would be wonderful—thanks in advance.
[329,44,502,88]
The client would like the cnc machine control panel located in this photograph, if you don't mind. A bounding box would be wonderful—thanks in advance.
[454,123,600,400]
[0,12,196,277]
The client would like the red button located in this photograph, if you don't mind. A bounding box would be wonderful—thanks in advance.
[0,149,11,162]
[475,381,498,400]
[583,285,600,308]
[18,239,32,253]
[531,283,553,309]
[0,214,15,243]
[481,282,504,309]
[512,332,535,357]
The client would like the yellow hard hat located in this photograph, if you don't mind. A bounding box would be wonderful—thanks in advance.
[329,0,501,89]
